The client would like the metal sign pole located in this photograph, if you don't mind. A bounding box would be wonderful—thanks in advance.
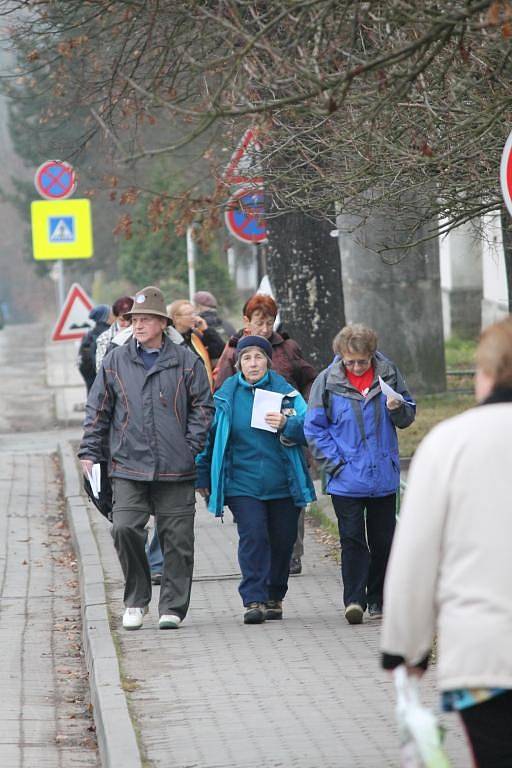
[186,225,197,301]
[57,260,65,308]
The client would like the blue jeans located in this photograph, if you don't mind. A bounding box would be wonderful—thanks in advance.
[226,496,300,606]
[331,494,396,609]
[146,526,164,574]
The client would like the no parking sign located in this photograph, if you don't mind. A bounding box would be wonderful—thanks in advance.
[34,160,76,200]
[225,188,267,244]
[500,130,512,216]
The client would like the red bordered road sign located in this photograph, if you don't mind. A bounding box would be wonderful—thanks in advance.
[225,188,267,244]
[51,282,93,342]
[224,129,263,186]
[35,160,76,200]
[500,130,512,217]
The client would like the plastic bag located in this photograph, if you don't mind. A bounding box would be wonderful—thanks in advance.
[394,665,451,768]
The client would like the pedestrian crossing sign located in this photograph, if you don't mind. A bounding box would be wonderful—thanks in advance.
[31,199,93,260]
[49,216,75,242]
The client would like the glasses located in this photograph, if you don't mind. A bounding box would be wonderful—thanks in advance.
[250,318,275,330]
[343,358,371,368]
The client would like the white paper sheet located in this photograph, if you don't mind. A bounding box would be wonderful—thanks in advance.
[251,388,284,432]
[378,375,404,403]
[87,463,102,498]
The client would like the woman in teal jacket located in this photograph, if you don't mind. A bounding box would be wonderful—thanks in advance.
[196,335,315,624]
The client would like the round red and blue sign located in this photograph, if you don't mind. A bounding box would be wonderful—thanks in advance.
[34,160,76,200]
[225,188,267,244]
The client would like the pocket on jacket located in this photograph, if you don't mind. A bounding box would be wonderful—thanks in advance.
[161,429,195,474]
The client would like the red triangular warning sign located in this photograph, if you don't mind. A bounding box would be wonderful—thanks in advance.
[51,282,94,342]
[224,128,264,185]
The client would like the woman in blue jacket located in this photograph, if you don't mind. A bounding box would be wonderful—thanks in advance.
[196,335,315,625]
[304,324,415,626]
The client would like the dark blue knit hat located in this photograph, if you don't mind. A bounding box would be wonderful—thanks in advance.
[88,304,110,324]
[236,335,273,359]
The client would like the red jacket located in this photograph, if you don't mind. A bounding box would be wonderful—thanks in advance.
[213,330,317,399]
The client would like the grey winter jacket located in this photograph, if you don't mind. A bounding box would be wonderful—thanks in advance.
[78,336,214,482]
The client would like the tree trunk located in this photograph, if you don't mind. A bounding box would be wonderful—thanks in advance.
[337,205,446,394]
[266,211,345,371]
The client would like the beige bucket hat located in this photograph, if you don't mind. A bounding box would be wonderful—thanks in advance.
[124,286,171,325]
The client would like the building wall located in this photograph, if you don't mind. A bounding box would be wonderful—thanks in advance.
[480,212,509,328]
[439,221,483,339]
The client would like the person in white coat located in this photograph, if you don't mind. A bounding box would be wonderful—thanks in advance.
[380,317,512,768]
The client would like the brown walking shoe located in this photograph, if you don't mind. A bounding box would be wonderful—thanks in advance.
[265,600,283,620]
[243,602,266,624]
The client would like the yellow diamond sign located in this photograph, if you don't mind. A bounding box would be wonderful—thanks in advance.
[31,199,93,260]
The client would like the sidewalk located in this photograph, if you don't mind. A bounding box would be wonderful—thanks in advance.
[49,337,472,767]
[0,323,102,767]
[81,490,473,767]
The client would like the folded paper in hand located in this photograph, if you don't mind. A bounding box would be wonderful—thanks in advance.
[378,375,404,403]
[251,389,284,432]
[86,464,102,499]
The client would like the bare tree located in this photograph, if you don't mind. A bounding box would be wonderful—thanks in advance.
[2,0,510,241]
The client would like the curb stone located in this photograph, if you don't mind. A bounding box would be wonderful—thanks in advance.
[59,440,142,768]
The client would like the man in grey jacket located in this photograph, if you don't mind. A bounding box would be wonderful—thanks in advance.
[78,286,214,631]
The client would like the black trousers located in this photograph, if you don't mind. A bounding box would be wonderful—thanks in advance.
[331,494,396,609]
[460,691,512,768]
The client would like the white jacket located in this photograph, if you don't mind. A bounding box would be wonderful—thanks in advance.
[381,402,512,692]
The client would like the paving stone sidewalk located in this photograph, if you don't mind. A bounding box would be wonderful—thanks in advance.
[0,448,99,768]
[38,331,472,767]
[84,489,473,768]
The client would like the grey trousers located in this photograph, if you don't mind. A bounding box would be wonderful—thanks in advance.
[292,508,305,559]
[112,478,195,619]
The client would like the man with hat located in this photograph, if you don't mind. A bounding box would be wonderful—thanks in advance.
[78,286,214,631]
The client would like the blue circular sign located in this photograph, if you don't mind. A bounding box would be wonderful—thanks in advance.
[34,160,76,200]
[225,188,267,244]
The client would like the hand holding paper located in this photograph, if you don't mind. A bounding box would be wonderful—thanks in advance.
[86,463,102,499]
[251,389,284,432]
[378,376,404,411]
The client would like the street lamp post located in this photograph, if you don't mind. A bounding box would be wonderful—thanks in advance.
[186,225,197,302]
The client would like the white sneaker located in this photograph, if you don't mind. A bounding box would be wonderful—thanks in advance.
[159,614,181,630]
[122,606,148,630]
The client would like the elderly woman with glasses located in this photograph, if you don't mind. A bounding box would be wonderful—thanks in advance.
[213,294,316,398]
[304,324,416,626]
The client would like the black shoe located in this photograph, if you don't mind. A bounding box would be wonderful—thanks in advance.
[344,603,364,625]
[265,600,283,620]
[289,557,302,575]
[243,602,266,624]
[151,572,162,585]
[368,603,383,619]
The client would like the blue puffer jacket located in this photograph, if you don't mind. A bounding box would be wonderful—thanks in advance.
[196,371,316,516]
[304,353,416,498]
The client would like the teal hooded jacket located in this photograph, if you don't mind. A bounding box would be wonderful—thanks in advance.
[196,371,316,517]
